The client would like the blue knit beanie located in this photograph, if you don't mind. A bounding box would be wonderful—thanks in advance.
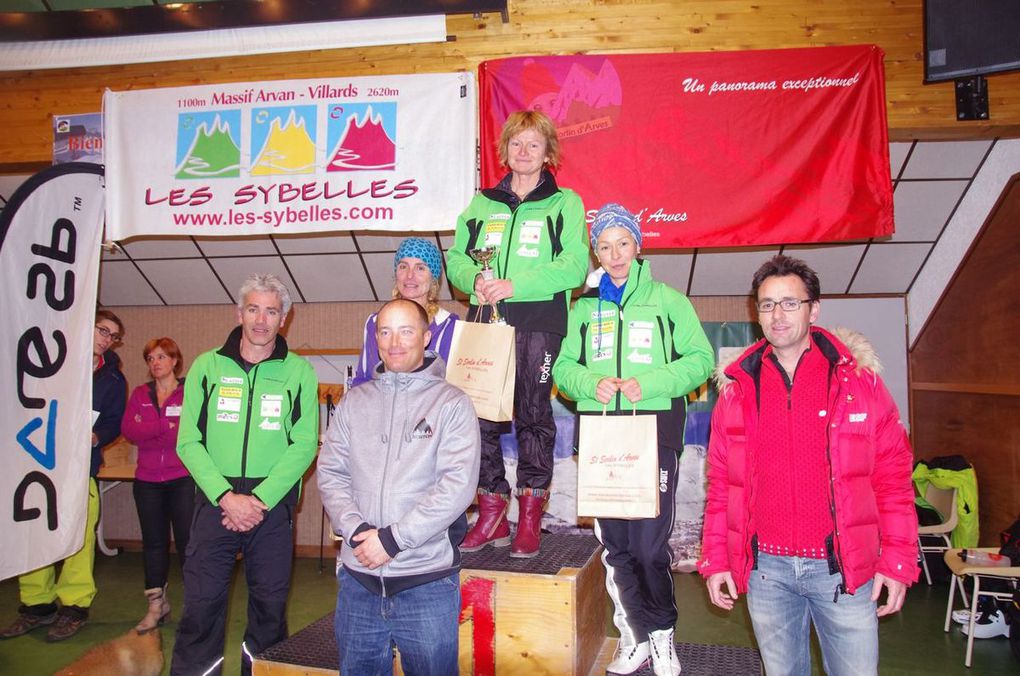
[394,237,442,279]
[590,203,642,249]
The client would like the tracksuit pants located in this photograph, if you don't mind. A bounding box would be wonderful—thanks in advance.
[595,443,680,645]
[171,498,294,676]
[478,329,560,494]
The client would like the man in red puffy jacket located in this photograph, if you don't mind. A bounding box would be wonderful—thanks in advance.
[698,255,918,675]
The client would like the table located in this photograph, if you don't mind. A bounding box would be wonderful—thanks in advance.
[943,547,1020,668]
[95,441,137,556]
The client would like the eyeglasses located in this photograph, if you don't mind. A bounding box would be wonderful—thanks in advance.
[756,298,814,313]
[95,325,122,342]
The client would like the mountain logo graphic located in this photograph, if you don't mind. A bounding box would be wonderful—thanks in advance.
[175,111,242,179]
[501,56,622,140]
[326,102,397,172]
[251,106,317,176]
[411,418,433,440]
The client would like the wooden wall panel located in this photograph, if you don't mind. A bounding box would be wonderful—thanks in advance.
[910,177,1020,389]
[2,0,1020,167]
[909,176,1020,545]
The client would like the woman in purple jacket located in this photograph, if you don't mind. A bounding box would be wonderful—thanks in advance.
[352,237,459,387]
[120,337,194,632]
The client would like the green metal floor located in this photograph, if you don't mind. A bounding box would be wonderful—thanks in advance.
[0,552,1015,674]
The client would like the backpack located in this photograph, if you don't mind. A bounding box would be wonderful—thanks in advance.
[1000,518,1020,566]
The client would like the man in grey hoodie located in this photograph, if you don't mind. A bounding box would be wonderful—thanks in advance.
[318,298,481,675]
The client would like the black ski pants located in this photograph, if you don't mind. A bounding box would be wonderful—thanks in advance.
[477,329,560,494]
[171,498,293,676]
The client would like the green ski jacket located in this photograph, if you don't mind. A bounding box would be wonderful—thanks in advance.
[177,327,319,509]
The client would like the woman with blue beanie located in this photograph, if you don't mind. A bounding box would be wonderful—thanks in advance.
[554,203,714,676]
[352,237,458,387]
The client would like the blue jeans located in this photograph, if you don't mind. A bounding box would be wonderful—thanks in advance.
[747,553,878,676]
[335,568,460,676]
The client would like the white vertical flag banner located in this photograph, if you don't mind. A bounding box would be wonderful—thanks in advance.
[104,72,476,240]
[0,163,105,581]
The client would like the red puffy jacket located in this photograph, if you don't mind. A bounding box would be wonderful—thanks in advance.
[698,327,919,594]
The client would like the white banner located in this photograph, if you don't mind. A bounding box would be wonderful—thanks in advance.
[0,163,105,581]
[104,72,476,240]
[0,16,445,71]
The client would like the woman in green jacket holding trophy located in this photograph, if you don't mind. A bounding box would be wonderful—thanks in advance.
[447,110,588,558]
[553,203,713,676]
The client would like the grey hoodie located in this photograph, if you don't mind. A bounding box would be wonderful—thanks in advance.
[317,352,480,596]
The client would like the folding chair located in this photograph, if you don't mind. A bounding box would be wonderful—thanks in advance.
[918,485,958,585]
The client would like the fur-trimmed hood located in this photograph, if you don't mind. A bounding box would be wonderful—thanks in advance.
[713,326,882,393]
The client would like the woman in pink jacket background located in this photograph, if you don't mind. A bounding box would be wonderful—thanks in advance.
[121,337,194,632]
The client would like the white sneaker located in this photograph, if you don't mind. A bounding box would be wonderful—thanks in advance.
[648,628,682,676]
[951,609,971,625]
[960,610,1009,639]
[606,641,650,674]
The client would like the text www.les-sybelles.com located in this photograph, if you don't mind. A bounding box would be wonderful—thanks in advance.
[171,204,395,227]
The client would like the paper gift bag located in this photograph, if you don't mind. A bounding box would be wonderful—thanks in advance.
[577,409,659,519]
[446,320,516,422]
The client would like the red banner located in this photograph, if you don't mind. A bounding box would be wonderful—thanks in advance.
[479,45,893,248]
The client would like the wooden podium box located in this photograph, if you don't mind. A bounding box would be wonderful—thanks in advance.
[254,533,607,676]
[458,533,605,675]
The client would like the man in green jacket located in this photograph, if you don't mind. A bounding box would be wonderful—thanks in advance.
[171,273,319,676]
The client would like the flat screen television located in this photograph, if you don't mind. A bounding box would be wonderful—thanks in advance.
[924,0,1020,82]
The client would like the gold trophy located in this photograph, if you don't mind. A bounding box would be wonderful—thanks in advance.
[469,247,505,324]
